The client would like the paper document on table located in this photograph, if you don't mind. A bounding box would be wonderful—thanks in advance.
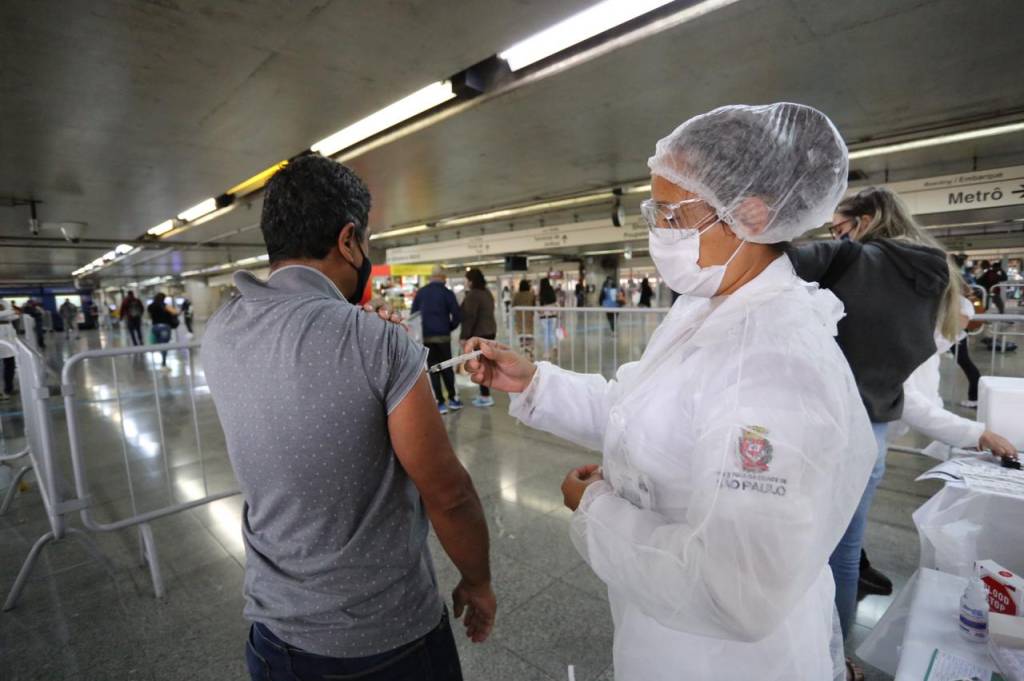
[989,641,1024,681]
[922,648,1004,681]
[916,458,972,484]
[916,457,1024,498]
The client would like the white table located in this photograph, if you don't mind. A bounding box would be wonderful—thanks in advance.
[857,568,1000,679]
[914,465,1024,579]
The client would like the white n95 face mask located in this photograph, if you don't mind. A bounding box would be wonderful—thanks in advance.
[649,223,744,298]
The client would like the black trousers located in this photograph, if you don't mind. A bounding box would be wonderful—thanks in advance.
[246,608,463,681]
[426,341,456,404]
[987,292,1006,314]
[127,318,143,345]
[952,337,981,401]
[2,357,14,395]
[476,334,495,397]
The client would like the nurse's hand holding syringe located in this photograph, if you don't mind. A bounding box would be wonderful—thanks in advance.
[462,337,537,393]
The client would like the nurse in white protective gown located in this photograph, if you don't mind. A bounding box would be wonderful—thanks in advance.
[465,103,876,681]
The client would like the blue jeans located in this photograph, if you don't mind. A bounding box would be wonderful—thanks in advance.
[830,421,889,638]
[151,323,172,366]
[245,609,463,681]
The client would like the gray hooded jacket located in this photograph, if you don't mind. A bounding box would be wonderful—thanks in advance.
[786,238,949,422]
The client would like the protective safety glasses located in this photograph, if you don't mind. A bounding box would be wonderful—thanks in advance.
[828,218,855,239]
[640,198,719,243]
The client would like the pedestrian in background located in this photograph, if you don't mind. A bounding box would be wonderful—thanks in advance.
[639,277,653,308]
[538,278,558,360]
[412,266,463,414]
[59,298,80,340]
[121,291,145,346]
[147,292,179,369]
[459,268,497,408]
[600,276,618,333]
[0,301,17,400]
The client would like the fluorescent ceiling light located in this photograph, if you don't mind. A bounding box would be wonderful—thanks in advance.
[228,161,288,196]
[147,220,175,237]
[439,193,613,228]
[178,198,217,222]
[311,81,456,158]
[625,184,651,194]
[115,243,133,255]
[848,121,1024,160]
[462,259,505,267]
[103,250,117,261]
[370,224,429,240]
[184,204,233,229]
[499,0,675,71]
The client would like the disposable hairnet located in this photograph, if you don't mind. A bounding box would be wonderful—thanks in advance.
[648,103,848,244]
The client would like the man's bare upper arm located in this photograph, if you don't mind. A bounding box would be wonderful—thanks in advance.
[388,372,471,509]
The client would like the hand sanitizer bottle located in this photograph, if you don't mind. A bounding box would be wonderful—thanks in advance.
[959,577,989,643]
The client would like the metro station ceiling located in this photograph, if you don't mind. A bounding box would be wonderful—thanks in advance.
[2,0,1023,282]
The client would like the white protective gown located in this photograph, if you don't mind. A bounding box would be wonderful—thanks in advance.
[890,299,985,455]
[510,257,876,680]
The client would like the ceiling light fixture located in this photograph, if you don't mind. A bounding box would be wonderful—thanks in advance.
[462,259,505,267]
[369,224,430,240]
[439,193,613,228]
[147,220,175,237]
[115,243,134,255]
[311,81,456,158]
[228,161,288,197]
[177,198,217,223]
[499,0,675,71]
[848,121,1024,160]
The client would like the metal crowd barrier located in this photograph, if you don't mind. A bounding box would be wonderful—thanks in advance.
[972,312,1024,374]
[2,340,239,610]
[508,305,671,378]
[0,340,32,514]
[988,281,1024,313]
[1,338,100,611]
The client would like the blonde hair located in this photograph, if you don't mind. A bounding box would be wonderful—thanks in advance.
[838,187,962,342]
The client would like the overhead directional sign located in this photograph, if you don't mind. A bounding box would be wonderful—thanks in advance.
[386,218,647,264]
[863,165,1024,215]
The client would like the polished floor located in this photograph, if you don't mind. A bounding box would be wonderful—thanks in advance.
[0,323,1021,681]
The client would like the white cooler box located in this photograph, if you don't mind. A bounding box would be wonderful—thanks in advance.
[978,376,1024,450]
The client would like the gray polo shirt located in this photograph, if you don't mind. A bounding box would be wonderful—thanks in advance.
[202,265,441,657]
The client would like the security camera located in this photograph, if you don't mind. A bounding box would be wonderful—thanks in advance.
[59,221,86,243]
[28,217,40,236]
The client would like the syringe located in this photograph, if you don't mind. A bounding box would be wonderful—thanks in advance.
[428,350,483,374]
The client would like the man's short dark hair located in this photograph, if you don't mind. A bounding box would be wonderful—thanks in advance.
[260,155,371,263]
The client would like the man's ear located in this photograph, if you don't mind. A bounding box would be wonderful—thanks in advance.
[336,222,357,262]
[733,197,771,236]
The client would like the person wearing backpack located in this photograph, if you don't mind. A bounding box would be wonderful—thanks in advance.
[120,291,145,346]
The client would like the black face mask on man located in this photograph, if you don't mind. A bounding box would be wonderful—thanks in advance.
[349,240,372,303]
